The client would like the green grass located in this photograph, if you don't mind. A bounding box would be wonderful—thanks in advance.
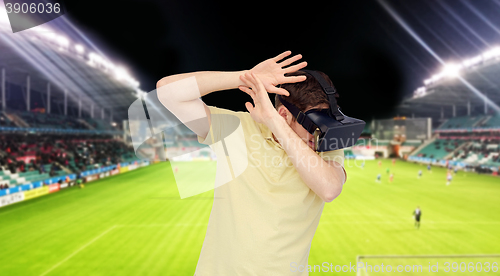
[0,160,499,275]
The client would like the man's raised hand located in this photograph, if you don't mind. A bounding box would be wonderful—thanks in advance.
[238,72,279,125]
[248,51,307,96]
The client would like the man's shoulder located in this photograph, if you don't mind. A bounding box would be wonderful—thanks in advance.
[206,105,255,128]
[206,105,249,117]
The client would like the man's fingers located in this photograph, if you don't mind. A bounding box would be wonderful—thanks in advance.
[238,86,256,98]
[271,50,292,62]
[266,85,284,95]
[246,72,265,95]
[284,75,307,83]
[284,61,307,73]
[251,72,266,91]
[267,85,290,96]
[250,73,269,101]
[240,74,255,89]
[278,54,303,67]
[273,87,291,96]
[245,102,255,113]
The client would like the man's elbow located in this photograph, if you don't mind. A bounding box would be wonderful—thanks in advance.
[156,78,177,106]
[323,185,343,203]
[156,78,167,89]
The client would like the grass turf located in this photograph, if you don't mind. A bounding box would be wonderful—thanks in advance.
[0,160,499,275]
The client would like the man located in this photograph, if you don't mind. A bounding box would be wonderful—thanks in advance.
[157,51,346,275]
[418,170,422,179]
[376,173,382,183]
[77,178,84,189]
[413,206,422,229]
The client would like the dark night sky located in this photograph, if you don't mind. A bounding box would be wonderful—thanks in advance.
[61,0,500,121]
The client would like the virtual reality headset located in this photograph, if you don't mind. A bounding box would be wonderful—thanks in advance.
[277,70,365,152]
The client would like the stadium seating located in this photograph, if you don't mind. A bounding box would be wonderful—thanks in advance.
[438,116,484,129]
[1,110,121,131]
[84,117,118,131]
[413,139,464,160]
[0,130,137,188]
[0,111,16,127]
[354,138,389,147]
[438,114,500,131]
[453,140,500,166]
[402,141,422,147]
[14,111,88,129]
[480,114,500,128]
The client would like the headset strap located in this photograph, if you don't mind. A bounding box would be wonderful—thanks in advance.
[277,95,318,134]
[301,70,344,121]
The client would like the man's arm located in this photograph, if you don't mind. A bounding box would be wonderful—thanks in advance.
[239,72,345,203]
[156,51,306,140]
[156,71,246,140]
[267,115,345,202]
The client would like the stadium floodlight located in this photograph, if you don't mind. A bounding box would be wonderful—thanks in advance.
[462,55,483,68]
[0,5,7,25]
[114,66,127,80]
[413,86,426,98]
[75,44,85,54]
[430,73,442,83]
[441,63,461,78]
[482,47,500,61]
[33,26,50,33]
[131,80,140,88]
[55,35,69,47]
[103,60,115,72]
[135,89,146,98]
[113,66,138,87]
[88,52,100,67]
[40,31,56,41]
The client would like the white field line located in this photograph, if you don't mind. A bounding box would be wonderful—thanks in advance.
[38,223,207,276]
[115,223,208,228]
[38,225,117,276]
[320,220,500,225]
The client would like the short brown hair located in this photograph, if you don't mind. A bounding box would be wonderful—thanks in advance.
[275,70,338,121]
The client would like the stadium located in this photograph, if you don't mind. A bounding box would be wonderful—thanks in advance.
[1,1,500,276]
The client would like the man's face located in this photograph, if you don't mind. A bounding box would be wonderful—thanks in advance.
[278,104,329,151]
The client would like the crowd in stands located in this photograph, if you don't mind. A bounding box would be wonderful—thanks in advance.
[0,110,137,192]
[0,133,135,178]
[453,139,500,164]
[67,137,134,172]
[0,134,64,175]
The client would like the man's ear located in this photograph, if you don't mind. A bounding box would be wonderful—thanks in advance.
[277,106,292,124]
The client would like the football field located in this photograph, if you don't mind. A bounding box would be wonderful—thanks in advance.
[1,160,499,275]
